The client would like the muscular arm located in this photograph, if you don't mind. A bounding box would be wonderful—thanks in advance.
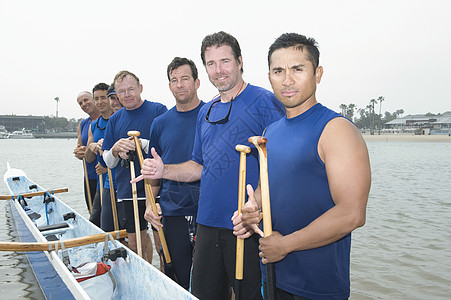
[162,160,202,182]
[262,118,370,262]
[136,147,202,183]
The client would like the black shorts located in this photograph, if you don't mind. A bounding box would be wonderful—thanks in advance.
[162,216,196,290]
[122,200,148,233]
[191,224,262,300]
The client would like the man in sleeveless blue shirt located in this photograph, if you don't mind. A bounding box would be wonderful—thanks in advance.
[73,91,100,213]
[85,83,113,227]
[233,33,371,299]
[103,71,167,263]
[136,32,285,299]
[144,57,204,290]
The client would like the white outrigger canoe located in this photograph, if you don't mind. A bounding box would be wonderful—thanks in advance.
[2,163,197,300]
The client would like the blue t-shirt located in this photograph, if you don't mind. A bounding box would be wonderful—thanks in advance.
[102,100,168,200]
[263,103,350,299]
[149,102,204,216]
[80,117,97,180]
[192,84,285,229]
[91,116,109,190]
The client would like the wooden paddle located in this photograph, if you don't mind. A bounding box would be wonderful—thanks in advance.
[0,229,126,252]
[0,188,68,200]
[235,144,251,300]
[83,158,93,214]
[99,173,103,205]
[128,151,143,258]
[249,136,277,300]
[107,168,119,231]
[127,130,177,282]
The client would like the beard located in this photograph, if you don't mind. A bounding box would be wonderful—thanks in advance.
[212,78,235,93]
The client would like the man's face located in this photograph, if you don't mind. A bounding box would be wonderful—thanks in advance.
[93,89,111,114]
[168,64,199,105]
[204,45,242,93]
[268,47,322,117]
[109,94,123,112]
[77,93,96,115]
[115,75,143,110]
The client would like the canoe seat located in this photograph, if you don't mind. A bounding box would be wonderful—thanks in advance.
[38,222,72,236]
[45,235,59,241]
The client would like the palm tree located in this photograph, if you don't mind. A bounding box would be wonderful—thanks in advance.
[377,96,385,134]
[396,109,404,118]
[339,104,347,117]
[370,98,378,134]
[346,103,356,121]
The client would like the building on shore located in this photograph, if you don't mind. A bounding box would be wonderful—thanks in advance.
[0,115,45,133]
[0,115,77,138]
[385,111,451,135]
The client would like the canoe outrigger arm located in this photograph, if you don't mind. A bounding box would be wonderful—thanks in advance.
[0,188,69,200]
[0,230,127,252]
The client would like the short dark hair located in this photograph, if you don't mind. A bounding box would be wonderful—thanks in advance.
[92,82,109,94]
[201,31,243,74]
[268,33,320,72]
[167,57,198,81]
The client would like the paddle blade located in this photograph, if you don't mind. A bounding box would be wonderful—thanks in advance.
[234,278,242,300]
[164,261,178,283]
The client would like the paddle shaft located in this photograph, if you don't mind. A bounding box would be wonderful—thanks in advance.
[0,188,68,200]
[249,136,276,300]
[0,230,126,252]
[99,173,103,205]
[128,132,173,265]
[82,158,93,214]
[235,145,250,281]
[129,160,143,258]
[107,168,119,231]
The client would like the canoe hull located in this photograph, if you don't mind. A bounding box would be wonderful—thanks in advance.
[4,166,197,300]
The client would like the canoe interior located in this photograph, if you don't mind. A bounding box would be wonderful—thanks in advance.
[5,169,197,300]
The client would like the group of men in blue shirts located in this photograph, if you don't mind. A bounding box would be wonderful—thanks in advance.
[77,30,371,300]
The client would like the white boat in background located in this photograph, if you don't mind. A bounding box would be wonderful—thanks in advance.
[7,128,34,139]
[2,163,197,300]
[0,126,8,139]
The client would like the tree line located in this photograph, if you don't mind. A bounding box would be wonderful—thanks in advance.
[43,116,82,133]
[338,96,405,134]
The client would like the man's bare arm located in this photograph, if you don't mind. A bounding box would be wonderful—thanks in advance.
[134,147,202,183]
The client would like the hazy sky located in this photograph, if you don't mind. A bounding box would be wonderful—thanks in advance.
[1,0,449,120]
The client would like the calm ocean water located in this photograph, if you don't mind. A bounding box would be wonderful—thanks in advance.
[0,138,450,299]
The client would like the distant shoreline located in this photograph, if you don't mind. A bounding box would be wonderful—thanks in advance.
[362,133,451,143]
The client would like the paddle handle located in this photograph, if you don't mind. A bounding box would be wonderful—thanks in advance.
[129,160,143,258]
[83,158,93,214]
[249,136,272,236]
[129,133,173,264]
[107,168,119,231]
[0,188,68,200]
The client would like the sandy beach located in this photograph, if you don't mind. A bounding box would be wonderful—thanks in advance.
[362,133,451,143]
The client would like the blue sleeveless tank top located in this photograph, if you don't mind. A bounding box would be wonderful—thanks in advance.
[263,103,350,299]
